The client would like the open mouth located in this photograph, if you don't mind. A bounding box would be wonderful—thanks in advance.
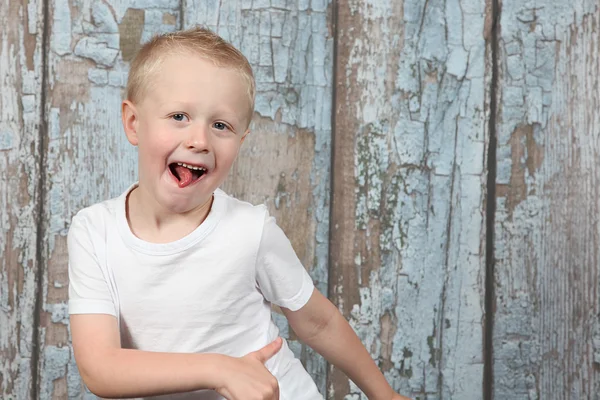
[169,162,207,188]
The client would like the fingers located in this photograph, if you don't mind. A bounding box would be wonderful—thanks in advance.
[219,379,279,400]
[216,353,281,400]
[274,378,280,400]
[252,337,283,364]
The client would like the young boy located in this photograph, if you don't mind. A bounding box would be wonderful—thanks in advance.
[68,27,410,400]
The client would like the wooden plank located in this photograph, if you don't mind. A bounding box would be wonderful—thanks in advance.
[493,1,600,398]
[38,1,180,397]
[330,1,489,398]
[182,1,334,394]
[0,0,45,398]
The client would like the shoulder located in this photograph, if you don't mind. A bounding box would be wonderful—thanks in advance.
[69,191,123,237]
[214,189,269,222]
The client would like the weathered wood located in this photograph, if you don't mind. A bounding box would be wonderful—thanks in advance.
[493,1,600,398]
[0,0,45,398]
[330,1,489,398]
[182,1,334,394]
[9,1,600,398]
[38,1,180,397]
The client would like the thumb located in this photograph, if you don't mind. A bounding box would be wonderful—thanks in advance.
[252,337,283,363]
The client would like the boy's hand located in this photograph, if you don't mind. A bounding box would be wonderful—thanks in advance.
[215,337,283,400]
[391,393,412,400]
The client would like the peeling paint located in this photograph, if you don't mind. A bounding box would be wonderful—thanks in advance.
[5,0,596,398]
[494,1,600,398]
[50,0,72,56]
[331,0,487,398]
[0,0,44,398]
[498,123,544,217]
[73,36,119,66]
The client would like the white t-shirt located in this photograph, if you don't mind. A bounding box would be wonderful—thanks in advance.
[68,184,323,399]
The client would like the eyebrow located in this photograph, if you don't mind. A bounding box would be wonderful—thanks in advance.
[212,109,242,126]
[157,101,195,110]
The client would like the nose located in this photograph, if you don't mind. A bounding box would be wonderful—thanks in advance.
[185,124,210,153]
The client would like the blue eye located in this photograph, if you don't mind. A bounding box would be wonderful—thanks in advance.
[213,122,227,130]
[172,113,187,122]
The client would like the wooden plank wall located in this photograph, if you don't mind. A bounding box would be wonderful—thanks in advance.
[493,0,600,398]
[330,0,487,398]
[0,0,45,398]
[1,0,599,399]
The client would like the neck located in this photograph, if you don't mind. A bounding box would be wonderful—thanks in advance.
[126,185,213,243]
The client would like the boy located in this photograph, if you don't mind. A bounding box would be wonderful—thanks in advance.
[68,27,410,400]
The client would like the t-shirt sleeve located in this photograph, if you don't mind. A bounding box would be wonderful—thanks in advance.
[255,210,315,311]
[68,215,117,316]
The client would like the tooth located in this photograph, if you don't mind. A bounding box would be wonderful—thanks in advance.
[177,162,182,166]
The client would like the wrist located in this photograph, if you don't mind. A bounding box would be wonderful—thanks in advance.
[197,353,230,389]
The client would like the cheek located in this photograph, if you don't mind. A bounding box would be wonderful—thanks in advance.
[140,127,176,156]
[217,142,242,166]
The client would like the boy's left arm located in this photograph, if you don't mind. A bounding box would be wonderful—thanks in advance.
[282,288,411,400]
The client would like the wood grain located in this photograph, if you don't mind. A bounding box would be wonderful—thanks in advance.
[5,1,599,398]
[182,1,334,394]
[38,1,180,397]
[493,1,600,398]
[0,0,45,398]
[330,1,489,398]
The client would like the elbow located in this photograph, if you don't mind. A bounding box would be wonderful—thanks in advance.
[76,350,121,399]
[82,380,105,399]
[81,372,127,399]
[78,368,103,398]
[78,364,111,399]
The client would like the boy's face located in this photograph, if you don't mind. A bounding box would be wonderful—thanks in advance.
[122,52,251,214]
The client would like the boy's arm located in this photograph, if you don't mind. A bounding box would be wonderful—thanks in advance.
[70,314,281,399]
[282,289,411,400]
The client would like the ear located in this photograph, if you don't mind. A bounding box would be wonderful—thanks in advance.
[240,129,250,145]
[122,100,140,146]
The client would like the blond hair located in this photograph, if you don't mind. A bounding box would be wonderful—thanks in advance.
[126,26,255,118]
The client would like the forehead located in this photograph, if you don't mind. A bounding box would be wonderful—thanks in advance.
[144,52,251,114]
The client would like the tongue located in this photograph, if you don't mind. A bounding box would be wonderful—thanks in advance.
[174,165,193,188]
